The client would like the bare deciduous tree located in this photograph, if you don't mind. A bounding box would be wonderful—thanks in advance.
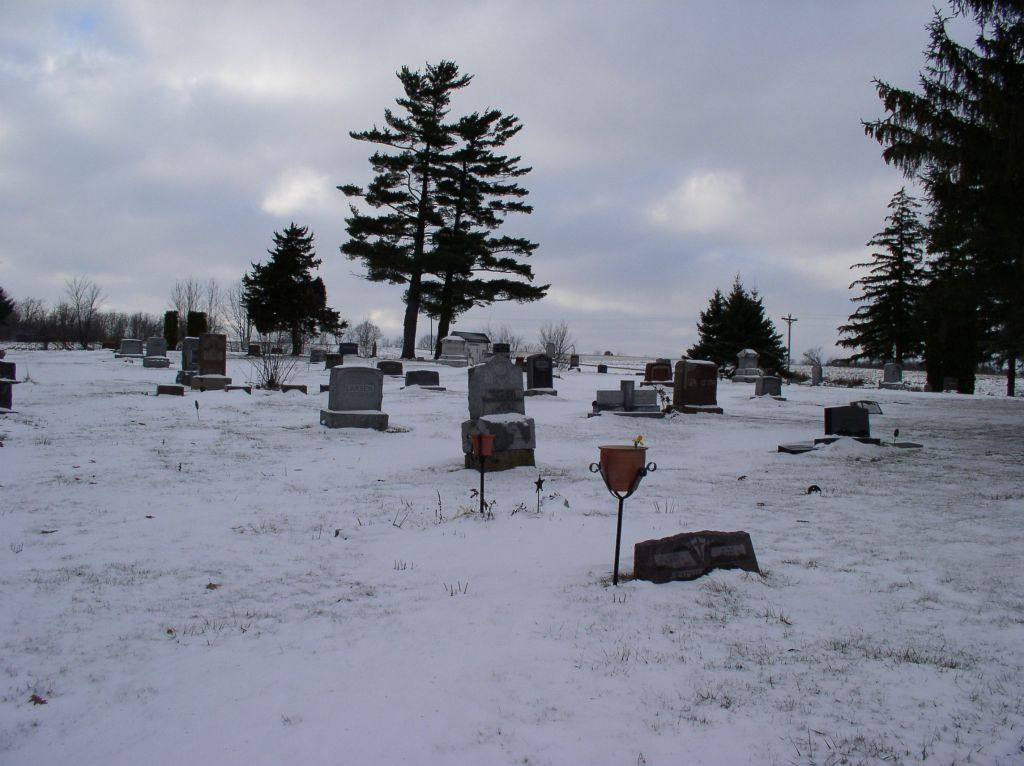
[224,280,254,346]
[538,320,574,367]
[347,319,382,358]
[801,347,829,367]
[64,276,106,349]
[483,323,525,355]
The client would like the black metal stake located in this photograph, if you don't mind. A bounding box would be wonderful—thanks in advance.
[612,496,626,585]
[478,455,487,514]
[590,460,657,586]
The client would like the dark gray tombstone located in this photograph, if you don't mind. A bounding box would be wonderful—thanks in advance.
[324,354,343,369]
[634,531,759,583]
[621,379,635,411]
[181,337,200,371]
[462,354,535,470]
[115,338,144,358]
[824,405,870,437]
[198,333,227,376]
[377,360,404,376]
[526,353,554,390]
[810,364,823,386]
[246,342,262,357]
[0,361,16,410]
[310,348,326,364]
[569,354,580,370]
[321,367,388,430]
[754,376,783,397]
[339,342,359,357]
[597,364,608,374]
[673,359,721,412]
[492,342,511,358]
[404,370,443,389]
[143,336,170,368]
[883,363,902,384]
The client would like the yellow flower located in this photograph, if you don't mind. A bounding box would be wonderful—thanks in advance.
[632,434,644,448]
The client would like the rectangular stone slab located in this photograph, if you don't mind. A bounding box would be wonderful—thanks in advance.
[634,531,759,583]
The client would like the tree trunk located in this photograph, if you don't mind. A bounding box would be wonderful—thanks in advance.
[402,273,420,359]
[1007,354,1017,397]
[291,322,303,356]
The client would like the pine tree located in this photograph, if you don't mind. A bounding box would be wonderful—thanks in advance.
[863,0,1024,394]
[687,278,787,371]
[340,61,470,359]
[838,188,927,363]
[243,224,344,356]
[686,289,728,365]
[421,109,547,357]
[0,287,13,325]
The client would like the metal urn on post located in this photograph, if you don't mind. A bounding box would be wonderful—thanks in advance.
[470,431,495,514]
[590,437,657,585]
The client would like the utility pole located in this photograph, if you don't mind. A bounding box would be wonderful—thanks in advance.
[781,314,797,371]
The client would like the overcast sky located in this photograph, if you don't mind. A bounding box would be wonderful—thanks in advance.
[1,1,963,358]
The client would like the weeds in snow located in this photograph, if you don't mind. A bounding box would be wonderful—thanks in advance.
[444,581,469,597]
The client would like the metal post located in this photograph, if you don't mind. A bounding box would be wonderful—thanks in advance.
[613,496,625,585]
[781,314,798,371]
[478,455,486,514]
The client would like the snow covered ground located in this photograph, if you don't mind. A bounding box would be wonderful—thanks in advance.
[1,349,1022,765]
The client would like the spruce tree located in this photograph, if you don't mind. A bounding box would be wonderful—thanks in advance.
[863,0,1024,394]
[0,287,13,325]
[244,224,344,356]
[838,188,927,363]
[340,61,470,359]
[686,289,728,365]
[687,278,787,372]
[421,109,547,358]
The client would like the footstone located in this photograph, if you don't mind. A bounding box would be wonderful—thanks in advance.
[191,374,231,391]
[142,356,171,368]
[777,443,816,454]
[224,385,252,394]
[281,384,307,394]
[633,531,759,583]
[156,384,185,396]
[319,383,330,393]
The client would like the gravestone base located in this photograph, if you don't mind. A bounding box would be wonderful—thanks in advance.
[814,435,882,446]
[461,417,536,454]
[777,442,816,454]
[156,384,185,396]
[115,353,145,360]
[438,357,469,367]
[732,371,762,383]
[634,531,759,583]
[464,449,535,472]
[673,404,724,414]
[610,410,665,419]
[281,384,307,394]
[404,384,447,392]
[142,357,171,368]
[320,409,389,430]
[524,388,557,397]
[175,370,195,386]
[878,381,906,390]
[191,374,232,391]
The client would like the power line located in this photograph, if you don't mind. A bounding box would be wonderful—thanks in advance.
[781,314,798,370]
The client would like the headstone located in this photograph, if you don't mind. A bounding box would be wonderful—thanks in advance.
[592,380,662,417]
[597,364,608,374]
[339,342,359,357]
[0,361,18,410]
[879,362,904,389]
[634,531,759,583]
[545,342,556,358]
[733,348,763,383]
[146,337,168,357]
[115,338,144,358]
[404,370,445,390]
[246,342,262,357]
[176,337,200,385]
[324,354,343,369]
[377,360,404,376]
[320,367,388,430]
[198,333,227,376]
[824,405,870,437]
[672,359,721,413]
[810,364,823,386]
[438,336,470,367]
[462,355,535,470]
[310,348,326,364]
[143,336,170,368]
[754,376,783,397]
[569,354,580,370]
[643,361,673,384]
[492,343,511,359]
[525,353,555,390]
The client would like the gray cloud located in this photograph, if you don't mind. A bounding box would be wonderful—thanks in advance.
[1,0,944,358]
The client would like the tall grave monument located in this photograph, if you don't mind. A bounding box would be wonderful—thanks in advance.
[191,333,232,390]
[672,359,722,413]
[462,355,535,470]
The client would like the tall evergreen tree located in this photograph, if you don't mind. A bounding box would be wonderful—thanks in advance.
[243,224,344,356]
[863,0,1024,394]
[838,188,927,363]
[0,287,13,325]
[340,61,470,359]
[421,109,547,358]
[687,278,787,371]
